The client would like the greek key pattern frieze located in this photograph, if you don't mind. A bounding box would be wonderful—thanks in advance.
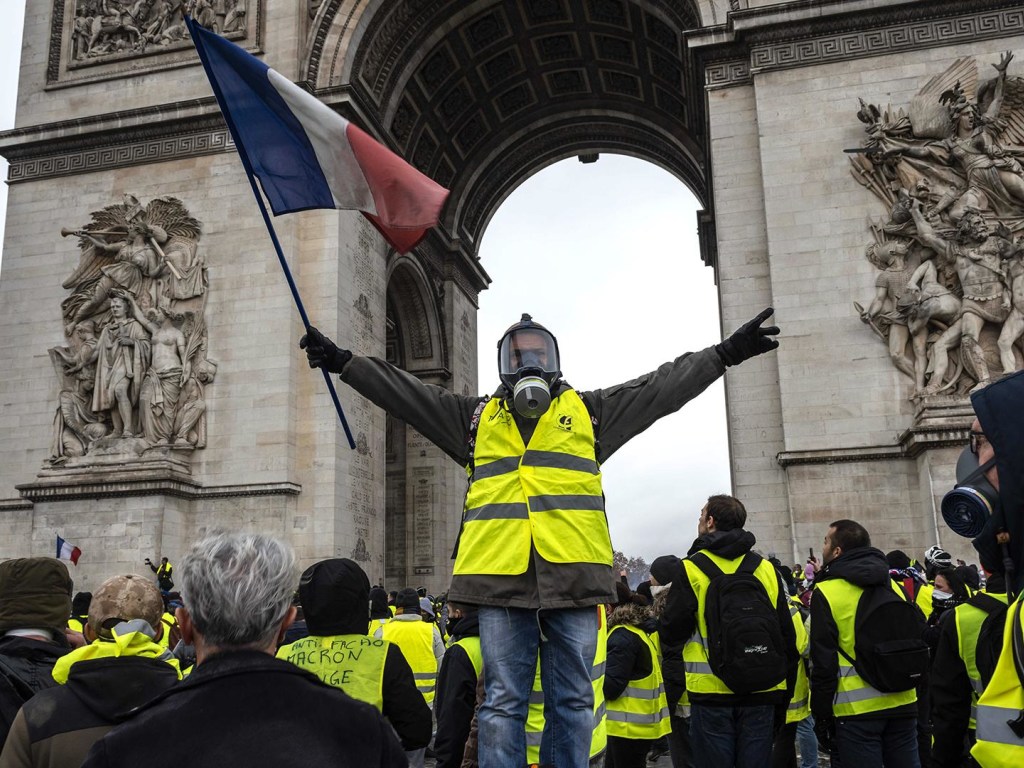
[704,59,750,89]
[750,7,1024,72]
[7,130,232,184]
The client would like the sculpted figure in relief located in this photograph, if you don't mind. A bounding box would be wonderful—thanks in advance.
[850,51,1024,397]
[49,195,214,464]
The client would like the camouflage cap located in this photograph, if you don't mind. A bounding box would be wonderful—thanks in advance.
[0,558,73,635]
[88,574,164,640]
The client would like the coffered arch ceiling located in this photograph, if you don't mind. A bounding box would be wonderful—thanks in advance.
[308,0,705,251]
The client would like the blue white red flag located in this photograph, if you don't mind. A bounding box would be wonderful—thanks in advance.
[56,536,82,566]
[185,17,449,253]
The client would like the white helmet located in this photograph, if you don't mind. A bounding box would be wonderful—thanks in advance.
[924,545,952,569]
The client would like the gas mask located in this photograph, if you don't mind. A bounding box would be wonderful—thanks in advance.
[940,446,1001,539]
[497,314,561,419]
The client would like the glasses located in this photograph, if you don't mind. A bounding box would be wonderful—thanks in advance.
[969,431,989,456]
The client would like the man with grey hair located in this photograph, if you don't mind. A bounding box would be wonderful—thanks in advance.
[80,533,406,768]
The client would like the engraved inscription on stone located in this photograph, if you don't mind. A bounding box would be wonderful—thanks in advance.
[412,467,434,566]
[50,195,216,466]
[850,52,1024,398]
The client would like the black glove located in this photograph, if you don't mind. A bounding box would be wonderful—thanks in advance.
[814,715,837,755]
[299,326,352,373]
[715,307,780,366]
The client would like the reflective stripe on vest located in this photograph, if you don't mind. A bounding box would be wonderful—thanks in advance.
[681,551,787,696]
[381,619,438,705]
[971,599,1024,767]
[276,633,389,710]
[526,605,607,763]
[955,593,1009,730]
[814,579,917,717]
[605,625,671,739]
[788,603,811,723]
[455,392,611,576]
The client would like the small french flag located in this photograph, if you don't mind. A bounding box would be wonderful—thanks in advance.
[56,536,82,566]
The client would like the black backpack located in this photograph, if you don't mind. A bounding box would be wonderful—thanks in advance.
[690,551,787,694]
[968,592,1010,687]
[837,582,929,693]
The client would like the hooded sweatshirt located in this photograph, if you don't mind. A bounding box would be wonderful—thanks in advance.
[971,369,1024,594]
[0,627,180,768]
[604,603,658,702]
[433,612,481,768]
[809,547,918,722]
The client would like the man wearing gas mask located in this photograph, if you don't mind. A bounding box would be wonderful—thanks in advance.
[300,308,779,768]
[938,369,1024,766]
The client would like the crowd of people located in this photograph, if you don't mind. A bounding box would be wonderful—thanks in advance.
[0,311,1021,767]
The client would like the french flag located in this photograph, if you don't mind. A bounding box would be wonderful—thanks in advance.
[56,536,82,566]
[185,17,449,254]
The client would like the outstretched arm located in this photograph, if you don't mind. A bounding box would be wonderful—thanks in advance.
[909,202,949,254]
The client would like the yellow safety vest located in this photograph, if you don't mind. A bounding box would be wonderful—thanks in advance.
[67,617,85,634]
[368,617,389,636]
[381,619,438,705]
[526,606,607,762]
[972,599,1024,767]
[955,592,1010,729]
[813,579,917,717]
[157,612,177,649]
[450,635,483,680]
[681,551,787,697]
[277,633,389,710]
[605,624,671,739]
[455,392,611,576]
[787,602,811,723]
[915,582,934,614]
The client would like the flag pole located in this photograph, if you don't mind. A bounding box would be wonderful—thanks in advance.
[185,14,356,450]
[245,175,357,451]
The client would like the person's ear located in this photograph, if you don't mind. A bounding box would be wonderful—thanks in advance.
[84,623,97,643]
[277,606,298,643]
[176,606,194,646]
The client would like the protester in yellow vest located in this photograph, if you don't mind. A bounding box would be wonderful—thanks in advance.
[302,308,780,768]
[972,597,1024,767]
[603,586,670,767]
[659,495,797,768]
[67,592,91,637]
[809,520,921,766]
[277,559,431,761]
[930,562,1010,767]
[376,588,445,709]
[434,603,482,768]
[771,596,812,766]
[650,556,694,768]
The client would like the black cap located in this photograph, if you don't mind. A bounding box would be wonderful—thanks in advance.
[395,587,421,613]
[299,558,370,636]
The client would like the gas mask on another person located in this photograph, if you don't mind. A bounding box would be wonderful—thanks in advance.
[497,314,561,419]
[941,446,1000,539]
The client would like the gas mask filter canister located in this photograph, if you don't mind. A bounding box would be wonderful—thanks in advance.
[940,446,1000,539]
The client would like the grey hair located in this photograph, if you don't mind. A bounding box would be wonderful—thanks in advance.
[179,533,297,649]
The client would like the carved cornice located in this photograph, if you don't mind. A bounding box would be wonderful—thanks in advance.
[690,0,1024,90]
[0,498,34,511]
[17,477,302,502]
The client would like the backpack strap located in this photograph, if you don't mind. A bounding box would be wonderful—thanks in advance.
[688,552,724,581]
[737,552,763,576]
[1012,600,1024,686]
[967,592,1005,615]
[465,396,490,470]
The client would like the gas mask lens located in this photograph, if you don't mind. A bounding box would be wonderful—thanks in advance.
[498,324,561,419]
[940,446,1000,538]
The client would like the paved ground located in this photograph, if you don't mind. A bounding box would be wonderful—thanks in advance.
[424,749,830,767]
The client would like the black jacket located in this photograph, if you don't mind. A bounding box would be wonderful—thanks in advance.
[80,651,407,768]
[433,613,481,768]
[604,605,657,702]
[1,655,179,768]
[0,636,69,750]
[929,575,1007,768]
[658,528,798,707]
[809,547,918,722]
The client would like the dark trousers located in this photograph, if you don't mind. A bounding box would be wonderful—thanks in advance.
[667,714,694,768]
[835,716,920,768]
[606,735,657,768]
[690,704,775,768]
[771,721,797,768]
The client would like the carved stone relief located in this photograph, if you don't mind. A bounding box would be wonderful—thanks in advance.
[851,52,1024,399]
[49,195,216,466]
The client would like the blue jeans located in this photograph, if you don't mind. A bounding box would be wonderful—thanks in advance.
[478,606,597,768]
[689,704,775,768]
[835,716,919,768]
[796,715,818,768]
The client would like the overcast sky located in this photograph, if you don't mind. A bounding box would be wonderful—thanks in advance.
[0,8,729,565]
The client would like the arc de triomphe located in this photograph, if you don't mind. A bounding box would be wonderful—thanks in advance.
[2,0,1022,590]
